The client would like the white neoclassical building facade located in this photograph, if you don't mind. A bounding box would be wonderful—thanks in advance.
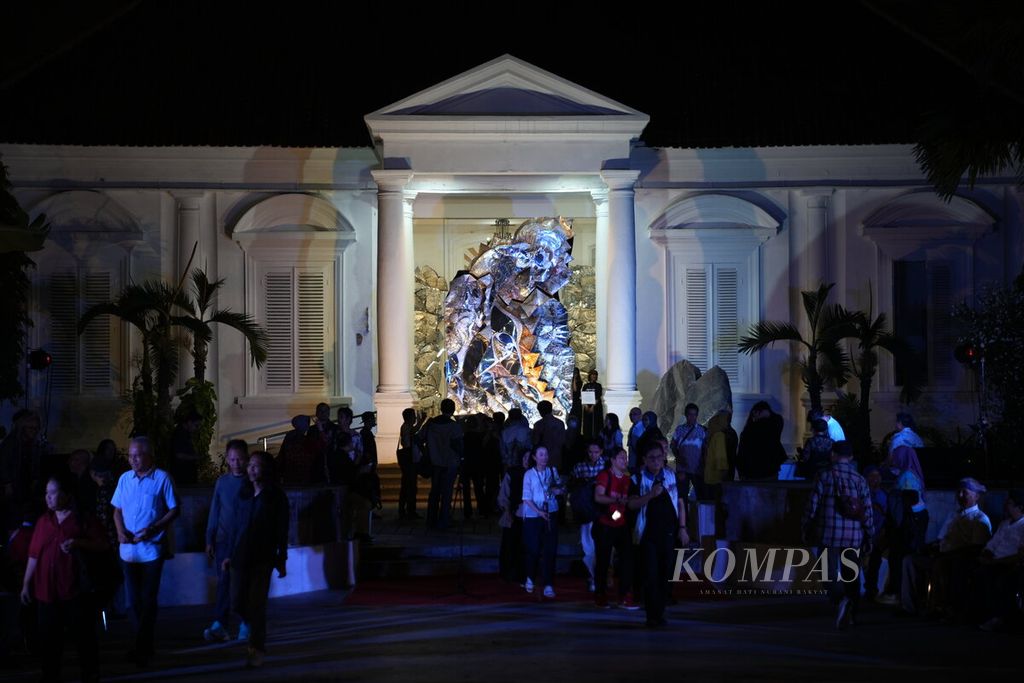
[3,55,1021,460]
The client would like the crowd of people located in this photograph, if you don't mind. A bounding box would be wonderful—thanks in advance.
[1,410,290,678]
[3,391,1023,678]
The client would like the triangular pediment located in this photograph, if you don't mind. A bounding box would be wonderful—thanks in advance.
[366,54,647,123]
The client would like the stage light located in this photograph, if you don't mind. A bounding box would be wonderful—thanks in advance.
[954,343,981,364]
[28,349,52,370]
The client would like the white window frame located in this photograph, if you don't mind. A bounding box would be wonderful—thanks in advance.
[861,191,996,393]
[650,193,779,394]
[231,193,356,401]
[252,256,339,396]
[30,243,129,397]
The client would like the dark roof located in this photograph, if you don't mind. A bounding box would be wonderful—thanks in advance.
[0,1,995,149]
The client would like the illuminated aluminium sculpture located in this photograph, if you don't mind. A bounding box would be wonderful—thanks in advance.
[444,217,575,422]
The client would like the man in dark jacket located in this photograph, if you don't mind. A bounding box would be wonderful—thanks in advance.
[224,452,288,668]
[532,401,566,470]
[420,399,464,530]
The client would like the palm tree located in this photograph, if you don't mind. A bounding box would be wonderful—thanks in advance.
[78,280,190,441]
[174,268,269,382]
[0,159,49,404]
[862,2,1024,200]
[170,268,269,463]
[841,302,923,455]
[738,283,860,413]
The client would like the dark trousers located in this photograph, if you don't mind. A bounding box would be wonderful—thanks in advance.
[975,563,1022,622]
[593,522,633,599]
[396,448,418,517]
[427,464,458,529]
[825,546,862,614]
[231,563,273,652]
[37,595,99,683]
[886,509,928,596]
[640,530,675,622]
[122,558,164,657]
[679,470,707,502]
[523,516,558,587]
[460,466,486,518]
[213,554,232,624]
[499,518,524,583]
[864,537,885,597]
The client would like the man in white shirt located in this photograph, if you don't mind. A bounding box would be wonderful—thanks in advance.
[808,408,846,444]
[900,477,991,617]
[977,489,1024,630]
[111,437,179,667]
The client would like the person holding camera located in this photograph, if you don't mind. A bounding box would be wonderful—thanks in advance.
[629,442,687,627]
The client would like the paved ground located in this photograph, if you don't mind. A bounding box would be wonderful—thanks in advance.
[2,583,1019,682]
[4,509,1019,681]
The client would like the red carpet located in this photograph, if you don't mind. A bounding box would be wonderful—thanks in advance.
[343,574,722,606]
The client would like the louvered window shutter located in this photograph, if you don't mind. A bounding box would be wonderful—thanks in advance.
[81,272,111,389]
[297,271,327,390]
[49,273,79,390]
[685,268,709,371]
[263,271,295,390]
[715,267,740,383]
[928,260,954,385]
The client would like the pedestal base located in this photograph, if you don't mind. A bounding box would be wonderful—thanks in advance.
[373,391,416,465]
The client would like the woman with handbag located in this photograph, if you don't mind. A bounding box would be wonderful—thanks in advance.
[21,475,107,683]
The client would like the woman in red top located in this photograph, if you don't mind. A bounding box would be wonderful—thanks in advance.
[592,448,638,609]
[21,475,107,683]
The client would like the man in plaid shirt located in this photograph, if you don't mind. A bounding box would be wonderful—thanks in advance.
[572,440,607,591]
[802,440,872,629]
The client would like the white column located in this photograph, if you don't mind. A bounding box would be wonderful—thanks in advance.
[172,191,204,389]
[371,170,416,461]
[591,190,609,378]
[200,193,219,389]
[599,170,643,421]
[805,192,830,290]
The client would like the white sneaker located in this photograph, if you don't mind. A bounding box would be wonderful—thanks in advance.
[543,585,556,599]
[524,578,534,593]
[587,578,596,592]
[874,593,898,606]
[203,621,229,642]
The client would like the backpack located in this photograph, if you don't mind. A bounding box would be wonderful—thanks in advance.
[569,469,608,524]
[414,422,433,478]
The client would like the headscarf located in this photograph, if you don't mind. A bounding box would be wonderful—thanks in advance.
[890,445,925,487]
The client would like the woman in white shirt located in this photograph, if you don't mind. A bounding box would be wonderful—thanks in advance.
[521,447,564,598]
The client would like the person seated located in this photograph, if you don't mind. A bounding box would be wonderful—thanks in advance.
[899,477,992,618]
[975,489,1024,631]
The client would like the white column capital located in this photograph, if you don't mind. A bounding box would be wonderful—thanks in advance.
[600,170,641,192]
[371,169,415,193]
[590,189,609,211]
[170,189,205,208]
[805,193,831,209]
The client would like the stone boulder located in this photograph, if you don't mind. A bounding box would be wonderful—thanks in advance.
[652,360,733,434]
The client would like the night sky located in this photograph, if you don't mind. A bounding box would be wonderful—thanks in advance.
[0,1,998,149]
